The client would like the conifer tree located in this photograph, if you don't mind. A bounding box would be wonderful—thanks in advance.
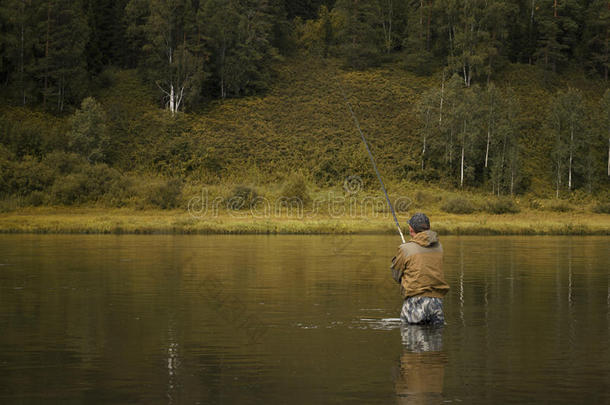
[84,0,129,72]
[0,0,37,105]
[533,0,581,73]
[198,0,277,98]
[333,0,382,68]
[583,0,610,80]
[33,0,89,111]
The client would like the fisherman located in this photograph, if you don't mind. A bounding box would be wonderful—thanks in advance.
[390,213,450,324]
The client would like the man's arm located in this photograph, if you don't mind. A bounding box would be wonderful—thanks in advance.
[390,247,406,284]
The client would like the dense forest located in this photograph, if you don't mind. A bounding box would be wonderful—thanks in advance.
[0,0,609,210]
[2,0,610,108]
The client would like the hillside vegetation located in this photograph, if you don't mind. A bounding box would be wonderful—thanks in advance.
[1,56,609,220]
[2,0,610,217]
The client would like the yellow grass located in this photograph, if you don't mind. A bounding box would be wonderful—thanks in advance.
[0,207,608,235]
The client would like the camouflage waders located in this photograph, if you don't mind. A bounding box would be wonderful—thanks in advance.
[400,296,444,325]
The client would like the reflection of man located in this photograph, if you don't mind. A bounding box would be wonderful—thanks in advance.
[395,325,446,404]
[390,213,449,324]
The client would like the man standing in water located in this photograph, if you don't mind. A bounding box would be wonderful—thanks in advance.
[391,213,449,324]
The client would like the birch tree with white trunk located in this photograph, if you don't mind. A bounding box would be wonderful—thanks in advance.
[375,0,394,53]
[484,83,500,169]
[130,0,202,114]
[490,88,520,195]
[416,88,440,170]
[455,84,483,187]
[602,89,610,179]
[439,74,463,174]
[549,88,585,196]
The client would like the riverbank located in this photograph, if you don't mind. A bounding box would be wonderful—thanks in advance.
[0,207,608,235]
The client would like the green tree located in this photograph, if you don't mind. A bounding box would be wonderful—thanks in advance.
[548,88,586,197]
[438,73,464,175]
[84,0,129,72]
[483,82,499,169]
[33,0,90,111]
[294,5,334,57]
[489,87,520,195]
[583,0,610,80]
[373,0,406,54]
[533,0,581,73]
[127,0,203,113]
[402,0,436,74]
[0,0,37,105]
[600,89,610,179]
[415,87,440,170]
[332,0,382,68]
[480,0,518,82]
[124,0,149,68]
[284,0,334,20]
[455,84,484,187]
[198,0,278,98]
[446,0,489,86]
[67,97,110,163]
[198,0,239,99]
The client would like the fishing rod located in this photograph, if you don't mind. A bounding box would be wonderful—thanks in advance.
[340,86,406,244]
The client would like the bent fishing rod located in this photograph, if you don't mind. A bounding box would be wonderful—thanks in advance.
[340,86,406,244]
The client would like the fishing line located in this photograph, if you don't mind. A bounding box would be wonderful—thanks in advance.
[339,85,406,244]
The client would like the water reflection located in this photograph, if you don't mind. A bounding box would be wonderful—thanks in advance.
[395,325,446,404]
[458,242,465,326]
[166,320,179,404]
[1,235,609,404]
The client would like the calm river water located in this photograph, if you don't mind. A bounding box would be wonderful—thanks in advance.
[0,235,608,404]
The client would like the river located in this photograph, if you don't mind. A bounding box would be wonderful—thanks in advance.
[0,235,608,404]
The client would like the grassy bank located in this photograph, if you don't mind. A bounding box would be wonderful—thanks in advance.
[1,207,608,235]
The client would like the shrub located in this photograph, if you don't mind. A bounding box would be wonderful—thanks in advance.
[228,185,258,210]
[0,115,44,157]
[42,151,87,175]
[49,163,124,205]
[413,190,442,208]
[0,197,22,212]
[546,200,573,212]
[441,197,476,214]
[27,191,46,206]
[403,49,437,76]
[82,164,122,201]
[485,197,520,214]
[407,168,442,183]
[103,176,136,207]
[342,45,382,70]
[0,146,15,196]
[12,156,56,195]
[282,172,311,206]
[528,198,542,210]
[592,201,610,214]
[67,97,109,162]
[144,179,182,209]
[50,173,89,205]
[314,159,341,187]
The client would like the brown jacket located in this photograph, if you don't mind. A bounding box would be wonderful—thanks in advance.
[390,230,449,299]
